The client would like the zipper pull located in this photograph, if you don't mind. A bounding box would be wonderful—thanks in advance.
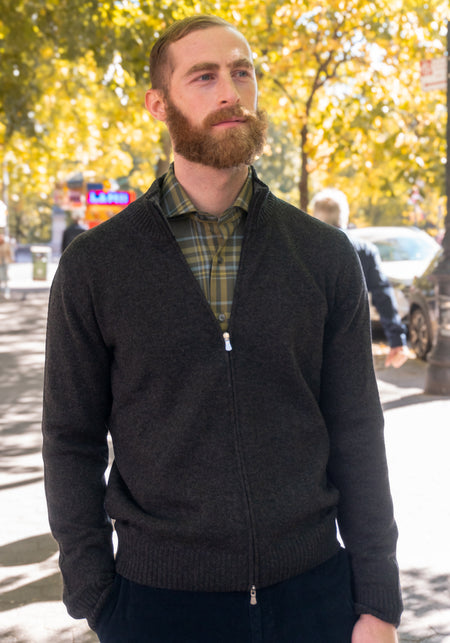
[250,585,257,605]
[223,332,232,352]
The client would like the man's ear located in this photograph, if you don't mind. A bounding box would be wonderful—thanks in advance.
[145,89,167,122]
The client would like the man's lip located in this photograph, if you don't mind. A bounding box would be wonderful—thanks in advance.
[213,118,246,127]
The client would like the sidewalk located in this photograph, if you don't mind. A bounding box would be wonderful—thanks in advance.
[2,261,58,300]
[374,353,450,642]
[0,283,449,642]
[0,287,97,642]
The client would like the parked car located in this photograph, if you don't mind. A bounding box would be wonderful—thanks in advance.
[407,248,442,360]
[347,226,441,320]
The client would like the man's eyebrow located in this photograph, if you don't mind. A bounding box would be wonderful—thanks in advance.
[184,62,220,78]
[229,57,254,70]
[184,58,254,78]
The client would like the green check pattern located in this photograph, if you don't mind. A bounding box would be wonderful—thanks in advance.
[160,165,253,331]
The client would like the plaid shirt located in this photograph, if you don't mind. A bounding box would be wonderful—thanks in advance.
[160,165,253,331]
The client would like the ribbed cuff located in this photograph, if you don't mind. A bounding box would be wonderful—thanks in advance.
[354,587,403,627]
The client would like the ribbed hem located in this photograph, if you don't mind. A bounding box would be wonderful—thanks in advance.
[114,516,340,593]
[116,534,251,592]
[256,522,340,588]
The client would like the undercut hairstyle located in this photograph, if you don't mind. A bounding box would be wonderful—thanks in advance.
[149,15,238,91]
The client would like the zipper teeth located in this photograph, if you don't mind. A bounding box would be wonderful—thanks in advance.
[225,342,258,593]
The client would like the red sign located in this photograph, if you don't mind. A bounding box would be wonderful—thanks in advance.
[85,190,136,228]
[87,190,133,206]
[420,56,447,92]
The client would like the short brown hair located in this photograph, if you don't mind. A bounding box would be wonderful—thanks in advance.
[310,189,350,229]
[149,15,237,90]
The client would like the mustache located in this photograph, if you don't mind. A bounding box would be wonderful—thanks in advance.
[203,106,256,127]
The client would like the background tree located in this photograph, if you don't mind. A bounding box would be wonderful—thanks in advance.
[0,0,447,242]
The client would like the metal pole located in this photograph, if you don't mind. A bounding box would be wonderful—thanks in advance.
[1,157,9,236]
[424,21,450,395]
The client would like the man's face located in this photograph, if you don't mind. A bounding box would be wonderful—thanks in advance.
[313,206,341,228]
[161,26,267,169]
[163,93,267,169]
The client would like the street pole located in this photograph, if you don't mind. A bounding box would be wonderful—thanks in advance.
[1,157,9,236]
[424,21,450,395]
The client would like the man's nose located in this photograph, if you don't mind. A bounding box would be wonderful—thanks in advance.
[218,76,241,105]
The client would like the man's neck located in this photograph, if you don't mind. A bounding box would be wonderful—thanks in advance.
[172,155,250,217]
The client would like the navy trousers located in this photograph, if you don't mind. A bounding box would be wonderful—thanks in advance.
[95,549,357,642]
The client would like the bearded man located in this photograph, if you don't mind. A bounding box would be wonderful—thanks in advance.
[42,15,402,643]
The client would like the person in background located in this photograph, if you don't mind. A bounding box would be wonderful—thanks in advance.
[61,212,87,252]
[0,232,14,299]
[43,15,402,643]
[310,188,409,369]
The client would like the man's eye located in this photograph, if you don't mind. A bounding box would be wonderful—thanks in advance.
[198,73,214,81]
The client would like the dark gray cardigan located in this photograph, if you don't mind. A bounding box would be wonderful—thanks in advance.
[42,171,402,628]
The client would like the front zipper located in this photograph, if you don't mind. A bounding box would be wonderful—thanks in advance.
[151,191,269,600]
[223,332,232,351]
[223,331,258,606]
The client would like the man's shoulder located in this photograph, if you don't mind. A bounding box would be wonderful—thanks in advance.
[59,186,161,266]
[262,189,350,244]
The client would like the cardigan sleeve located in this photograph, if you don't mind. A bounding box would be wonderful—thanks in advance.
[320,240,403,626]
[42,249,116,628]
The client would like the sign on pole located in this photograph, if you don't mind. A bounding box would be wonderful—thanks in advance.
[420,56,447,92]
[85,190,136,228]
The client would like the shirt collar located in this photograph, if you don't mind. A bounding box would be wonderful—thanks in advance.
[160,164,253,220]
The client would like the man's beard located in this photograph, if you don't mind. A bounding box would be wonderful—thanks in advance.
[164,96,268,169]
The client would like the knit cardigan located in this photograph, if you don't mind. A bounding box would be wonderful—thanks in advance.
[42,171,402,629]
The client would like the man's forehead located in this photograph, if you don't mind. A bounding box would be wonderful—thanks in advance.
[168,26,253,72]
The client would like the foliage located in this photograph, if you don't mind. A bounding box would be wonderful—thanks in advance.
[0,0,448,242]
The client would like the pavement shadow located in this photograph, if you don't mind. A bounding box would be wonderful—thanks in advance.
[382,392,449,411]
[0,630,96,643]
[0,530,97,641]
[0,405,44,485]
[0,534,61,619]
[0,533,58,567]
[0,572,62,611]
[0,296,47,487]
[399,567,450,642]
[374,353,450,411]
[0,298,47,408]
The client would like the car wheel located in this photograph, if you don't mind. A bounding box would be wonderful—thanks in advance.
[409,307,432,360]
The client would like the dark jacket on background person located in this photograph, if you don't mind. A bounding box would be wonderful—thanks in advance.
[351,237,407,348]
[61,221,86,252]
[42,171,402,630]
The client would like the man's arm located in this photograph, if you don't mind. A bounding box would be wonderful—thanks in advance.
[357,242,408,354]
[320,239,402,627]
[352,614,398,642]
[42,251,116,628]
[384,345,409,368]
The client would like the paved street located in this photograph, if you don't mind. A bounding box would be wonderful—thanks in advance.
[373,350,450,642]
[0,263,449,642]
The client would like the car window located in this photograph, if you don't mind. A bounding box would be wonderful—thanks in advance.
[373,237,438,262]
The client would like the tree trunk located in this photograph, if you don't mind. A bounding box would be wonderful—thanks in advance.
[299,123,309,211]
